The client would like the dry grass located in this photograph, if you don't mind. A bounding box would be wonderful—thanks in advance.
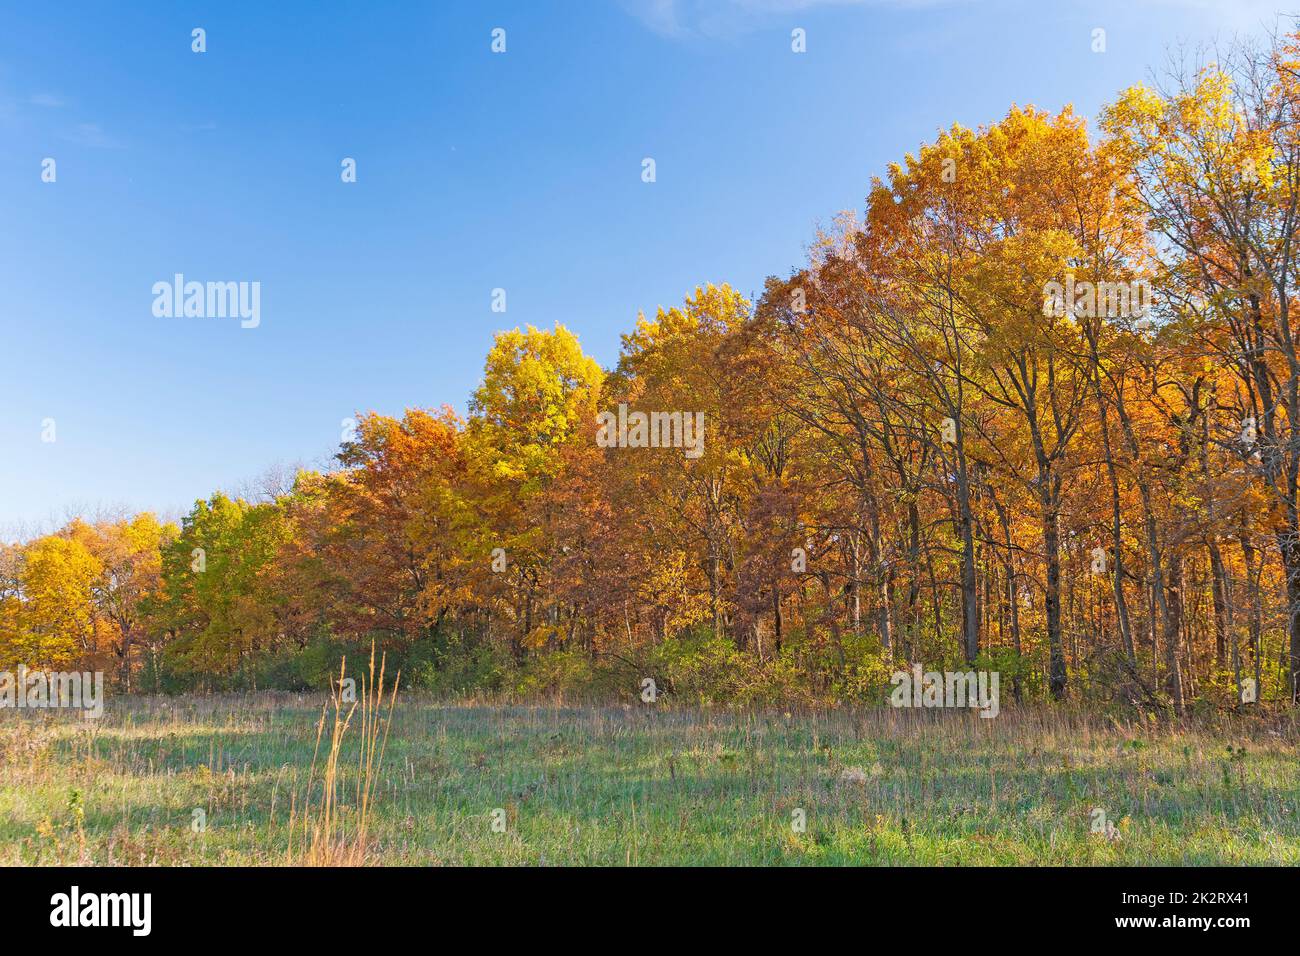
[287,644,399,865]
[1,698,1297,865]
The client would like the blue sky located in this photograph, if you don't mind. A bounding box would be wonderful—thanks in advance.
[0,0,1284,533]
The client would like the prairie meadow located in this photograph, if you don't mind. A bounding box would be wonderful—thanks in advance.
[2,694,1296,866]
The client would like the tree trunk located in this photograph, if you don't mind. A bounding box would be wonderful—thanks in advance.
[772,582,783,654]
[955,448,979,663]
[1163,551,1185,715]
[1040,473,1067,699]
[1278,522,1300,703]
[1208,542,1231,670]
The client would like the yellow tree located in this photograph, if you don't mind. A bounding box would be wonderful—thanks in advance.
[71,514,174,690]
[20,534,103,669]
[465,323,603,658]
[1104,37,1300,702]
[613,285,752,645]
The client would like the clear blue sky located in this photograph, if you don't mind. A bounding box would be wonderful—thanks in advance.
[0,0,1283,533]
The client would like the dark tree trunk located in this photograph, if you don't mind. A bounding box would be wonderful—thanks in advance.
[1163,552,1185,715]
[1040,473,1067,700]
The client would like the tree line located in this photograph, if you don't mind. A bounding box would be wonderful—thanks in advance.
[5,34,1300,710]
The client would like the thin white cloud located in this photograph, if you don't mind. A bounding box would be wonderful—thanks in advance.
[1136,0,1289,31]
[625,0,685,36]
[620,0,961,37]
[623,0,1292,39]
[61,122,122,149]
[29,92,65,108]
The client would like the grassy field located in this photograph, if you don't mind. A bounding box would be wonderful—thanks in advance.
[1,695,1298,865]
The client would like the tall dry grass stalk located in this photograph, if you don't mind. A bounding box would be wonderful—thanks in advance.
[287,642,399,865]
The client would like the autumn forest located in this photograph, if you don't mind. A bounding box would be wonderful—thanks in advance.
[7,34,1300,718]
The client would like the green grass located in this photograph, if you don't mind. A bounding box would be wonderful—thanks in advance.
[1,696,1297,865]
